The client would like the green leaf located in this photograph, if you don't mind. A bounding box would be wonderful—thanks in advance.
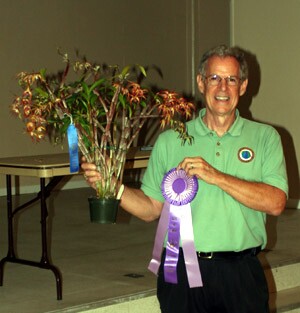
[118,94,127,108]
[137,64,147,77]
[120,65,131,78]
[81,82,90,97]
[34,87,49,98]
[39,68,47,79]
[89,78,106,92]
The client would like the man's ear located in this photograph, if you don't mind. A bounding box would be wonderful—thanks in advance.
[197,74,205,94]
[239,79,248,96]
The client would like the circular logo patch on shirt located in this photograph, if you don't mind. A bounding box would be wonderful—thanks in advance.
[238,147,255,162]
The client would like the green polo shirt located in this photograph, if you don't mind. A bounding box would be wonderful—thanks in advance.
[141,109,288,251]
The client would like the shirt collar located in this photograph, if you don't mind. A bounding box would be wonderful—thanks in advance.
[195,108,244,137]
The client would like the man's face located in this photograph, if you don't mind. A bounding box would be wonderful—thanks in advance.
[197,56,248,118]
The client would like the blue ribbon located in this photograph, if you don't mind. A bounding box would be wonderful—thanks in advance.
[67,124,79,173]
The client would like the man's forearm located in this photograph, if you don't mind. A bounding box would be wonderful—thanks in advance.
[215,172,287,216]
[120,186,163,222]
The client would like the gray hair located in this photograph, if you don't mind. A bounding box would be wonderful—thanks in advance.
[198,44,248,81]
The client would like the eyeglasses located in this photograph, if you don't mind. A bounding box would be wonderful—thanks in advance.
[205,74,240,86]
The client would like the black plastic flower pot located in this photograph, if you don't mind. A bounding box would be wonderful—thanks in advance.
[88,197,119,224]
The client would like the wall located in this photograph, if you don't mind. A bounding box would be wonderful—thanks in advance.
[0,0,231,195]
[0,0,192,194]
[3,1,296,204]
[231,0,300,207]
[0,0,191,157]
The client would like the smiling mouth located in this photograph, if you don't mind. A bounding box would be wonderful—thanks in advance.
[215,96,230,101]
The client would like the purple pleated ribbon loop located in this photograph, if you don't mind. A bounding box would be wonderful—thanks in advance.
[148,168,203,288]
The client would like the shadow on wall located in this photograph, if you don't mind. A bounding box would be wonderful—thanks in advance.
[237,47,299,204]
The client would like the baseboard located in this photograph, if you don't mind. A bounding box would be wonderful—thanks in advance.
[0,179,88,197]
[1,181,299,210]
[0,172,141,197]
[287,198,300,209]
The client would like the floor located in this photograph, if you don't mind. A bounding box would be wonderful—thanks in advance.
[0,187,299,313]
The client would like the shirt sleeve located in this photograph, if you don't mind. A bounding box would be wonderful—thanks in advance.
[262,126,289,196]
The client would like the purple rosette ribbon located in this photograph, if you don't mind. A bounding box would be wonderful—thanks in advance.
[148,168,203,288]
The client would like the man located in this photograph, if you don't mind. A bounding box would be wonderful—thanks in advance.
[82,45,288,313]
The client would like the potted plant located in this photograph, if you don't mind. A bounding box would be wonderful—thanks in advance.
[11,52,195,223]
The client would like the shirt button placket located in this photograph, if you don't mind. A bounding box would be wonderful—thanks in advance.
[215,141,223,169]
[216,141,221,156]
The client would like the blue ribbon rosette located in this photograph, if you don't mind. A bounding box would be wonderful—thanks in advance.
[148,168,203,288]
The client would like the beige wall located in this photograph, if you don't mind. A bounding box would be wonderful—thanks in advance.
[0,0,230,194]
[231,0,300,205]
[1,0,191,159]
[1,1,298,205]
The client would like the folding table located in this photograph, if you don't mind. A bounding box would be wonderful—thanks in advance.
[0,148,150,300]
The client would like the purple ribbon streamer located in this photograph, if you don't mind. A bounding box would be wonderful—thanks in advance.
[148,202,170,275]
[180,204,203,287]
[148,202,203,288]
[164,204,181,284]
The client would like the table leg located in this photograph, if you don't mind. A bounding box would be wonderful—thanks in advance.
[40,177,62,300]
[0,175,63,300]
[0,175,15,284]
